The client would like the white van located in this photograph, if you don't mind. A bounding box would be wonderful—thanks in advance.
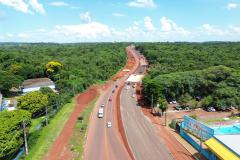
[98,108,104,118]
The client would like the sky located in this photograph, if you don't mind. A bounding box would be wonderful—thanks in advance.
[0,0,240,42]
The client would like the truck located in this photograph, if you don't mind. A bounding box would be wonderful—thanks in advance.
[98,108,104,118]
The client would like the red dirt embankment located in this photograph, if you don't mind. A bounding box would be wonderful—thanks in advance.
[136,84,194,160]
[46,46,137,160]
[45,87,98,160]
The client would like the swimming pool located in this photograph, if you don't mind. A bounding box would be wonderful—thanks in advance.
[213,124,240,135]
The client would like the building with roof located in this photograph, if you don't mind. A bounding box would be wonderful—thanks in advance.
[205,135,240,160]
[180,115,240,160]
[21,78,55,94]
[126,74,144,84]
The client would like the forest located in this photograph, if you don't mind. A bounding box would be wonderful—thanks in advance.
[0,43,127,159]
[136,42,240,111]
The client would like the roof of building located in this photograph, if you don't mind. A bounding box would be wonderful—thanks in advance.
[126,74,144,83]
[22,78,55,89]
[205,136,240,160]
[215,134,240,157]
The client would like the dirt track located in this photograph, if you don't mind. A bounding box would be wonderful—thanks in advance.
[45,87,98,160]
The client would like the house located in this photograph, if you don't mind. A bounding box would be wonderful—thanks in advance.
[21,78,56,94]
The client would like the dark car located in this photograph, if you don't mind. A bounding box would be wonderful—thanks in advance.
[175,105,183,111]
[109,98,112,102]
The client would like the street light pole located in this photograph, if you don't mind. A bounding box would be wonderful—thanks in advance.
[165,110,167,126]
[23,120,29,155]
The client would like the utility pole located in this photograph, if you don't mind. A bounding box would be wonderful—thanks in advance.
[45,106,48,125]
[23,120,29,155]
[165,110,167,126]
[151,94,154,113]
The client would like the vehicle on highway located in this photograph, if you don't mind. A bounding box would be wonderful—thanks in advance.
[112,90,115,93]
[98,108,104,118]
[132,94,136,98]
[101,104,104,108]
[109,98,112,102]
[115,85,118,88]
[107,122,112,128]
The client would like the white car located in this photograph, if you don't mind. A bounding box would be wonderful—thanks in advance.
[172,100,177,104]
[107,122,112,128]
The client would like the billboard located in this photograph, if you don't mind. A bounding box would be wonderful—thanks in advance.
[183,115,214,141]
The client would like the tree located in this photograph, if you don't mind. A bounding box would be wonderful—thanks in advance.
[0,110,31,159]
[0,71,23,95]
[45,61,63,76]
[17,91,48,117]
[158,98,168,116]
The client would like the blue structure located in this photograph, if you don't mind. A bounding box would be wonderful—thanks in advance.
[183,115,214,141]
[180,116,217,160]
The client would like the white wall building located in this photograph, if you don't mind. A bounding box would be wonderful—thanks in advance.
[22,78,56,94]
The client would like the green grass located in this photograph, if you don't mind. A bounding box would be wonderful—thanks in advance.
[25,99,75,160]
[69,98,97,160]
[203,116,240,124]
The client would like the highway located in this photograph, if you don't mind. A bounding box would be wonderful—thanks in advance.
[120,49,174,160]
[84,80,131,160]
[84,46,139,160]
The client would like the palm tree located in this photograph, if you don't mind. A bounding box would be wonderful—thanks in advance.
[158,98,168,126]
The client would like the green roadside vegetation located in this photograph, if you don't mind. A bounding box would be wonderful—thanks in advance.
[22,100,75,160]
[136,42,240,111]
[69,98,98,160]
[0,43,127,159]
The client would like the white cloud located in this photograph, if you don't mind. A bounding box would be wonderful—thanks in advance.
[112,13,125,17]
[0,0,29,13]
[144,16,156,32]
[229,25,240,34]
[18,33,28,38]
[227,3,238,10]
[80,12,91,23]
[127,0,156,8]
[49,1,69,7]
[29,0,46,15]
[0,0,45,14]
[53,22,112,40]
[160,17,189,36]
[6,33,13,38]
[200,24,225,35]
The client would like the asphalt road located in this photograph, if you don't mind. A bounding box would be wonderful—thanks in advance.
[120,50,174,160]
[84,46,139,160]
[84,80,131,160]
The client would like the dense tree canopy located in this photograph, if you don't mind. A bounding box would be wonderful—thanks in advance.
[137,42,240,111]
[17,91,48,117]
[0,110,31,159]
[0,43,128,158]
[0,43,127,96]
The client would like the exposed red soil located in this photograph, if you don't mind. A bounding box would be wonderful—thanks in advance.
[141,107,195,160]
[111,49,136,81]
[134,53,197,160]
[45,47,137,160]
[45,86,98,160]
